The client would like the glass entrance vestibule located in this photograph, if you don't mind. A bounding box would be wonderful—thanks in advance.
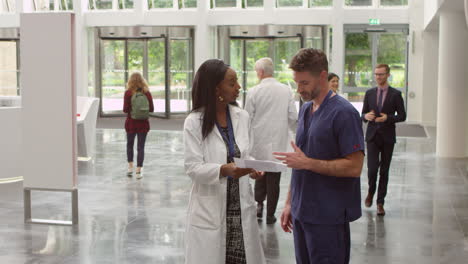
[95,26,194,118]
[217,25,326,110]
[343,24,409,113]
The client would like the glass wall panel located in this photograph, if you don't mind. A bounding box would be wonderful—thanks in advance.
[148,0,173,9]
[148,39,167,114]
[229,39,244,105]
[380,0,407,6]
[89,0,134,9]
[119,0,134,9]
[127,40,144,74]
[0,41,18,96]
[274,38,301,111]
[215,0,237,8]
[245,39,269,91]
[377,33,407,89]
[345,0,371,6]
[33,0,73,11]
[101,40,126,113]
[246,0,263,8]
[277,0,303,8]
[344,32,372,90]
[1,0,16,12]
[310,0,332,7]
[274,38,300,90]
[170,39,193,113]
[343,26,408,113]
[182,0,197,8]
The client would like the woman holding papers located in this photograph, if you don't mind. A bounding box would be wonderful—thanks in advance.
[183,59,266,264]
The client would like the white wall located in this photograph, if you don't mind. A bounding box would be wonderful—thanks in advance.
[407,0,425,123]
[421,30,439,127]
[424,0,442,29]
[435,11,468,157]
[0,108,22,179]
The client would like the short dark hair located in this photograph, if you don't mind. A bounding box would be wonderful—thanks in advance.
[328,72,339,82]
[376,64,390,74]
[191,59,230,139]
[289,48,328,75]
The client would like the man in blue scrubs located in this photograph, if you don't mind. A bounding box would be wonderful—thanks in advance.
[274,49,365,264]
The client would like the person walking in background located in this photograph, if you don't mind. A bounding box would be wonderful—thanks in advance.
[328,72,340,93]
[123,72,154,179]
[362,64,406,216]
[244,57,298,225]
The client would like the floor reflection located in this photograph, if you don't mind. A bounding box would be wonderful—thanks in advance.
[0,128,467,263]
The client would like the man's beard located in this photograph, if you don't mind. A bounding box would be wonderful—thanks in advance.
[309,84,321,101]
[300,84,321,102]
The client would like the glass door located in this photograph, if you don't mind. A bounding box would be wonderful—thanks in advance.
[99,37,170,118]
[101,39,126,114]
[148,38,168,117]
[343,25,409,113]
[229,39,244,105]
[274,38,301,111]
[127,40,144,76]
[170,39,193,114]
[244,39,271,106]
[97,27,194,118]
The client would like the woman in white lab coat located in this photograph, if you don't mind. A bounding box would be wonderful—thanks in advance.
[183,59,266,264]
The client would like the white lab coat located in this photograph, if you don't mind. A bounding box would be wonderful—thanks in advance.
[245,78,298,161]
[183,105,266,264]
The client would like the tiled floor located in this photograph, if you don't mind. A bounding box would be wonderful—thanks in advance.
[0,128,467,264]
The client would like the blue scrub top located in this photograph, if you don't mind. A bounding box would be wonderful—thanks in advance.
[291,91,365,225]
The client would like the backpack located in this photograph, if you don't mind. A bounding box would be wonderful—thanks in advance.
[130,91,150,120]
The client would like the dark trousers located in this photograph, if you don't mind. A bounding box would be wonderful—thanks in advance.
[367,133,395,205]
[293,218,351,264]
[126,132,148,167]
[254,172,281,217]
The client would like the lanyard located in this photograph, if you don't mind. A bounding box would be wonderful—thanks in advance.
[215,106,236,162]
[216,107,235,180]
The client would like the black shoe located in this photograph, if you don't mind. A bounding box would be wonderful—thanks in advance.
[266,215,277,225]
[257,203,264,218]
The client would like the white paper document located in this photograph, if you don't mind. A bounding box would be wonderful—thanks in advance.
[234,158,288,173]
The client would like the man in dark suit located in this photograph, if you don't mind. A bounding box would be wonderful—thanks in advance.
[362,64,406,216]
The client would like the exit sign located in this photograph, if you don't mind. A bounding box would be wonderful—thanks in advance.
[369,19,381,25]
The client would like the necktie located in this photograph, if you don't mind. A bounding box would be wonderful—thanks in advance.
[378,89,384,112]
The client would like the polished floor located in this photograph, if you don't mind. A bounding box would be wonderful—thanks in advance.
[0,127,468,263]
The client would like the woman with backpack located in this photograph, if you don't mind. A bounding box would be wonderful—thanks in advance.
[123,72,154,179]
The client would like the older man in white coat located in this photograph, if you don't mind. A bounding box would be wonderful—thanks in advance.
[245,57,298,225]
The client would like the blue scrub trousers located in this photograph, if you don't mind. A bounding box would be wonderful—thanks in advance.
[293,218,351,264]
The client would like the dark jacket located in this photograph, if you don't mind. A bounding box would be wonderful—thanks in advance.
[362,86,406,144]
